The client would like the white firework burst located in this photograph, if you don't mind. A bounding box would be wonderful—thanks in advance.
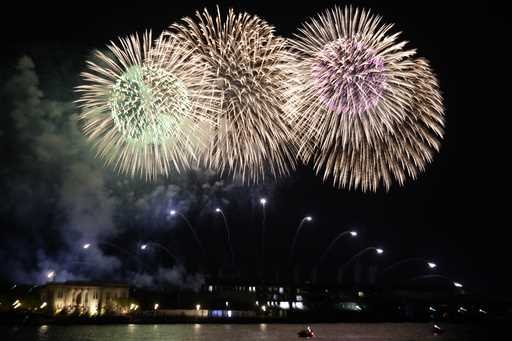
[167,7,299,183]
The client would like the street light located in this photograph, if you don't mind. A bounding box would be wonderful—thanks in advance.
[259,198,267,281]
[318,230,359,265]
[427,262,437,269]
[453,281,463,288]
[169,209,206,259]
[379,258,438,282]
[340,247,384,270]
[289,215,314,266]
[139,242,177,262]
[82,243,90,249]
[46,271,55,280]
[214,207,235,267]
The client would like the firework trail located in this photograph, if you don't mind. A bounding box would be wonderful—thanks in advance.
[167,7,299,183]
[285,6,444,191]
[76,31,219,180]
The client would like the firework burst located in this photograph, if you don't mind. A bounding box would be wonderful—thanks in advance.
[167,8,298,183]
[76,31,219,180]
[285,6,444,191]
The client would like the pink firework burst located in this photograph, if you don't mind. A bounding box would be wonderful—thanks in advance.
[312,37,386,115]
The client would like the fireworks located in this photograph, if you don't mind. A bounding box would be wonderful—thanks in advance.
[76,6,445,190]
[76,32,218,180]
[167,8,298,183]
[285,6,444,191]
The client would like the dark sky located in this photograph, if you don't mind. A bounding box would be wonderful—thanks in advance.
[0,1,506,296]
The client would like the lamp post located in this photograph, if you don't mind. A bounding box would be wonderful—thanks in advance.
[340,247,384,270]
[169,209,206,259]
[140,242,178,263]
[288,216,313,266]
[408,274,463,289]
[46,270,55,282]
[318,230,358,265]
[259,198,267,281]
[215,207,235,267]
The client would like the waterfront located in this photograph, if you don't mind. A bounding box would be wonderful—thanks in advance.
[2,323,498,341]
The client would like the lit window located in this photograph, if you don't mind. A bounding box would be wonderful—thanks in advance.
[279,287,284,294]
[279,302,290,310]
[208,285,213,293]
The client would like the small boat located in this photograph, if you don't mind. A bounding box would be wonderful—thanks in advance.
[432,324,444,335]
[298,326,315,338]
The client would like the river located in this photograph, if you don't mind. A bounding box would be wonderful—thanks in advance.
[1,323,496,340]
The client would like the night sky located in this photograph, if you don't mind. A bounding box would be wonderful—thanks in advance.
[0,1,506,296]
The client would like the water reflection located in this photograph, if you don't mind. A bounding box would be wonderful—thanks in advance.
[1,323,493,341]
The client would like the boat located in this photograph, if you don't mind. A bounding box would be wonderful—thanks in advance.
[298,326,315,338]
[432,324,444,335]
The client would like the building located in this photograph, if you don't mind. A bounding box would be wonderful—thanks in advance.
[38,281,130,316]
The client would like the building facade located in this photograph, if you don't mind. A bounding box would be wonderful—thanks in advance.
[39,281,129,316]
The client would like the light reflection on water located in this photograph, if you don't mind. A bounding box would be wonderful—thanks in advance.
[1,323,491,341]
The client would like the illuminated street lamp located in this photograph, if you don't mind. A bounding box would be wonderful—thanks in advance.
[214,207,235,266]
[46,271,55,281]
[82,243,90,249]
[169,209,205,259]
[340,247,384,269]
[196,304,201,311]
[259,198,267,280]
[318,229,359,265]
[154,303,159,310]
[453,281,463,288]
[139,242,177,262]
[380,258,438,280]
[289,215,314,265]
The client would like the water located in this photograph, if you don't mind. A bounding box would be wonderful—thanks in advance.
[1,323,495,341]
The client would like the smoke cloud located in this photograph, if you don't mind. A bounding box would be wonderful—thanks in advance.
[0,55,260,290]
